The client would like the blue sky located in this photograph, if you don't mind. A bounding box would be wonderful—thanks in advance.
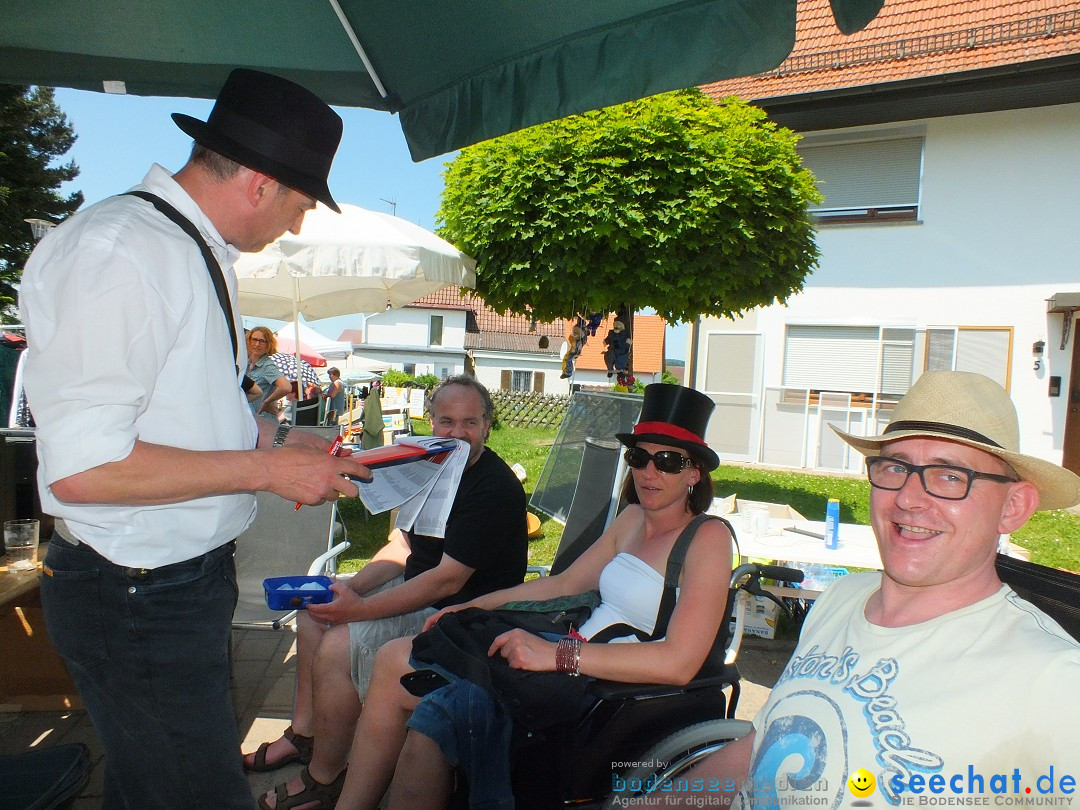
[51,88,688,360]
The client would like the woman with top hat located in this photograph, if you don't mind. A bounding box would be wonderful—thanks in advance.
[262,384,734,810]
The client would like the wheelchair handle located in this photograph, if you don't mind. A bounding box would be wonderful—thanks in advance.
[757,564,804,584]
[729,562,804,589]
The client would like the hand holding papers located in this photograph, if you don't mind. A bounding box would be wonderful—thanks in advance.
[351,436,469,538]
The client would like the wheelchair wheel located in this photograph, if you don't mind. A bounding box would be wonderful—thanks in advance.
[602,719,752,809]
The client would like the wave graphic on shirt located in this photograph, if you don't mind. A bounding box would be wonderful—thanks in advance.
[742,690,849,809]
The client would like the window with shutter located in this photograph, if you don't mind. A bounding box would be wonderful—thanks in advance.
[533,371,545,392]
[799,134,923,224]
[782,325,915,401]
[500,370,511,390]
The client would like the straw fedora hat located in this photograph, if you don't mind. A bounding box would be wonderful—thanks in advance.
[173,69,342,212]
[832,371,1080,510]
[616,383,719,471]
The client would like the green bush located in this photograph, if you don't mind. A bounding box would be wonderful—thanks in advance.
[379,369,414,388]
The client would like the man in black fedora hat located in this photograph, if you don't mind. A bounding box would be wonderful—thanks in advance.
[20,69,372,808]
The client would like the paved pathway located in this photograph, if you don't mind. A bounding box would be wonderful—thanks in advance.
[0,627,797,807]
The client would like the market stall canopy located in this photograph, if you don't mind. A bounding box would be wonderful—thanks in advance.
[274,322,353,361]
[0,0,884,161]
[272,338,327,369]
[234,204,476,320]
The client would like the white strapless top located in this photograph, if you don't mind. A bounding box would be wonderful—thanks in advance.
[577,552,676,642]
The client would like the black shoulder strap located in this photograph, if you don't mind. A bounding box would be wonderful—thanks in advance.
[122,190,240,376]
[650,513,722,640]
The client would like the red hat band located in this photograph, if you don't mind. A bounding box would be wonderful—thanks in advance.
[633,421,705,447]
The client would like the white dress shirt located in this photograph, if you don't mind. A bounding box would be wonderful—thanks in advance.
[19,164,258,567]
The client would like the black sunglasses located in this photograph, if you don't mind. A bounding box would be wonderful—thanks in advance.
[624,447,693,474]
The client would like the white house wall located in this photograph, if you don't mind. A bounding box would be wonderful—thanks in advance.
[364,308,468,350]
[473,352,567,394]
[695,103,1080,471]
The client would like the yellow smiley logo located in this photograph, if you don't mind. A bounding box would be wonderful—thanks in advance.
[848,768,876,798]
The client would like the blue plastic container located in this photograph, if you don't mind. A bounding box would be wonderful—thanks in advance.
[824,498,840,550]
[263,575,333,610]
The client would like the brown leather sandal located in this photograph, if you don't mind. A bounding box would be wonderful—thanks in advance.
[244,725,314,772]
[258,766,347,810]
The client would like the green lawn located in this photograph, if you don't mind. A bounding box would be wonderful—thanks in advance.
[338,423,1080,573]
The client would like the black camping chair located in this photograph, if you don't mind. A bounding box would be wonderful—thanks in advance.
[995,553,1080,641]
[0,743,90,810]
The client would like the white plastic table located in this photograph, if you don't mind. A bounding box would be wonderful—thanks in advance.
[734,517,882,571]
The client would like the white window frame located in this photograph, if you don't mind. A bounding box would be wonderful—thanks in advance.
[429,315,444,347]
[782,324,915,402]
[925,326,1013,391]
[510,369,533,392]
[798,129,924,224]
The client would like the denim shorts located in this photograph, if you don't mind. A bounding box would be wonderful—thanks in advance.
[406,663,515,810]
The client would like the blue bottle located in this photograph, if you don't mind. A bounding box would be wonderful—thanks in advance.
[824,498,840,550]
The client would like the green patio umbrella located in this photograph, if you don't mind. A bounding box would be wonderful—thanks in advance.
[0,0,883,161]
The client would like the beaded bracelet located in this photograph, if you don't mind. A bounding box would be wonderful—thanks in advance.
[556,635,582,676]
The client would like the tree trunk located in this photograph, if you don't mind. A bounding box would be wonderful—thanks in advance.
[616,303,634,381]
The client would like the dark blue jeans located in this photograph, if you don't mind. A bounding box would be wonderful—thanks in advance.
[406,668,515,810]
[40,534,254,809]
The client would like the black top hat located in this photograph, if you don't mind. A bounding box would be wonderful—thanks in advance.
[173,69,342,212]
[616,383,719,471]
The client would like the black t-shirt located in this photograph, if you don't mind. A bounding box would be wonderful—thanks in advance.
[402,446,528,608]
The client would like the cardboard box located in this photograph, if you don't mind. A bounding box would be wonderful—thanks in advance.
[0,581,83,712]
[741,593,781,639]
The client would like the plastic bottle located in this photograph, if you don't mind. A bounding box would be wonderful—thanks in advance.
[824,498,840,550]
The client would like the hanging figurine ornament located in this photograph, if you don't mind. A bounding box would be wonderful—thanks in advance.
[584,312,603,337]
[560,314,589,379]
[603,319,632,378]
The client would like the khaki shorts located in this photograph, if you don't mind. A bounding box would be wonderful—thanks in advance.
[348,575,436,699]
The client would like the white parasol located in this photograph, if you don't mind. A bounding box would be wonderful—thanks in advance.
[233,203,476,321]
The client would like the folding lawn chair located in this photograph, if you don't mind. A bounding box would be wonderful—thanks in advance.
[232,427,350,631]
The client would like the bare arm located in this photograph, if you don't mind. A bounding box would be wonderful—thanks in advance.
[422,507,627,631]
[341,528,413,596]
[490,518,733,685]
[258,375,291,414]
[309,547,476,624]
[49,433,372,508]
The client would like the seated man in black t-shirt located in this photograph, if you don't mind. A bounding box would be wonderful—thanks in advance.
[246,376,528,806]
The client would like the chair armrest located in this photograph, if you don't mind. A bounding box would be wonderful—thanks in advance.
[587,665,741,701]
[306,541,350,576]
[526,564,551,578]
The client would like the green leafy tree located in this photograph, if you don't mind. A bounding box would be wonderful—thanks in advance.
[0,85,83,320]
[438,89,821,327]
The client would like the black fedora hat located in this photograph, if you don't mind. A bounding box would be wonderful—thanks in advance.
[173,68,342,212]
[617,383,719,471]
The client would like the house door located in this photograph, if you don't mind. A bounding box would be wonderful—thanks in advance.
[1062,323,1080,475]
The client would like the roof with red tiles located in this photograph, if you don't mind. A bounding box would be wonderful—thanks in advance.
[336,329,364,345]
[408,287,666,372]
[701,1,1080,103]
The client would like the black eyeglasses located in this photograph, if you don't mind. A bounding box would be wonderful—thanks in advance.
[624,447,693,474]
[865,456,1018,501]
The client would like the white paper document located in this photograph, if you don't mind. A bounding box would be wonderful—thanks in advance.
[355,436,467,538]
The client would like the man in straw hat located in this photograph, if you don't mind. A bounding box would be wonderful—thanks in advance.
[662,371,1080,808]
[20,69,372,808]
